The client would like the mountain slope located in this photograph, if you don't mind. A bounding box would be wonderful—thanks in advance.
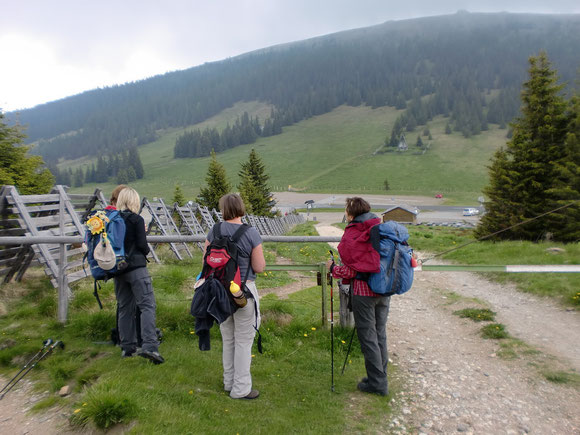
[68,104,505,203]
[8,12,580,163]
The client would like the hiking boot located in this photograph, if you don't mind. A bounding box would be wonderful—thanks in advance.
[357,381,387,396]
[138,350,165,365]
[241,389,260,400]
[121,349,136,358]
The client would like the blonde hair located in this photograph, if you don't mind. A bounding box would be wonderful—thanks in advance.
[219,194,246,220]
[110,184,127,206]
[116,187,141,214]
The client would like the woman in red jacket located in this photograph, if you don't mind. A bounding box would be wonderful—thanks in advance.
[327,197,389,396]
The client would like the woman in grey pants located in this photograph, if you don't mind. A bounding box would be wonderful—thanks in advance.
[114,187,164,364]
[204,194,266,399]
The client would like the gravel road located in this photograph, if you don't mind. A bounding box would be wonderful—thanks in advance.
[314,218,580,434]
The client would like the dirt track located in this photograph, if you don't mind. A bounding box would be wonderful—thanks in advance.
[314,216,580,433]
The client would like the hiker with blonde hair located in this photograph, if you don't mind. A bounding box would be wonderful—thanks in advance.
[114,187,164,364]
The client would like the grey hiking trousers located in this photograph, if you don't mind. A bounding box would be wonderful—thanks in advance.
[114,267,160,353]
[352,295,390,394]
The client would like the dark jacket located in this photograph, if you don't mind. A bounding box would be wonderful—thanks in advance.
[337,212,381,273]
[190,278,236,350]
[120,211,150,271]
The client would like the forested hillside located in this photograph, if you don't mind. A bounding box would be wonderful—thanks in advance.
[7,12,580,163]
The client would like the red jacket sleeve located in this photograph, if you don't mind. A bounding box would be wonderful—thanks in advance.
[330,264,357,279]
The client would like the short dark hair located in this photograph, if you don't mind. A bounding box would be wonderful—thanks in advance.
[219,194,246,221]
[110,184,127,206]
[345,197,371,218]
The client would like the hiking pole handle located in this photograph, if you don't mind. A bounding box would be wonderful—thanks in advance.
[0,341,64,400]
[0,339,53,396]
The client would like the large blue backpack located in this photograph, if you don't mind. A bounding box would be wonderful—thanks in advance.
[361,221,414,296]
[84,209,128,307]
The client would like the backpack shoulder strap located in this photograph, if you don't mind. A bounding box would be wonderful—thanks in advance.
[231,223,250,243]
[212,222,223,240]
[369,224,381,252]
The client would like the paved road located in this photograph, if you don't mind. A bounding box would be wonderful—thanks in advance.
[274,192,481,224]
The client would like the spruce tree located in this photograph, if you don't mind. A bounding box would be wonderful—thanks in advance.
[197,150,231,210]
[128,146,145,179]
[474,149,516,240]
[96,156,108,182]
[476,52,571,241]
[172,185,186,207]
[172,184,187,227]
[547,92,580,241]
[73,167,84,187]
[238,149,274,216]
[0,113,54,194]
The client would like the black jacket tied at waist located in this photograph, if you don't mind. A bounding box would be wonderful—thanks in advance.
[190,278,236,350]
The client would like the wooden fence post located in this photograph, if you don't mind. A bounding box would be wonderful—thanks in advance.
[57,189,70,323]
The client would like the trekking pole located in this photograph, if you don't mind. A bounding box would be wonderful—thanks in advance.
[0,339,53,397]
[328,250,335,392]
[0,340,64,400]
[341,327,356,375]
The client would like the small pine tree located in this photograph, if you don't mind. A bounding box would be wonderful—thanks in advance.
[383,178,390,191]
[126,166,137,182]
[116,168,129,185]
[128,146,145,179]
[197,150,231,210]
[416,135,424,148]
[95,156,108,182]
[445,123,452,134]
[238,149,274,216]
[172,185,186,207]
[172,184,187,227]
[73,167,84,187]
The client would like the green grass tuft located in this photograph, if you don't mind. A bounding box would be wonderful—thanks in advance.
[481,323,509,339]
[71,391,137,429]
[30,396,63,412]
[453,308,496,322]
[542,370,580,385]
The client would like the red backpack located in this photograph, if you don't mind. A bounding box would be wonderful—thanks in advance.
[201,222,251,307]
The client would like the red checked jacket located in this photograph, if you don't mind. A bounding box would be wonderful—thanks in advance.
[330,263,379,297]
[333,212,382,297]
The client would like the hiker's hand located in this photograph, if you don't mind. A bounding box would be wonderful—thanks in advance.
[326,260,334,270]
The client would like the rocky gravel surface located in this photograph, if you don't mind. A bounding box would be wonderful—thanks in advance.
[315,219,580,434]
[386,276,580,434]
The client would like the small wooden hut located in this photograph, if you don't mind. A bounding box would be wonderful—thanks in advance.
[381,206,417,224]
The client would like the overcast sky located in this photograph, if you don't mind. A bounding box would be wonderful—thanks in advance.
[1,1,579,112]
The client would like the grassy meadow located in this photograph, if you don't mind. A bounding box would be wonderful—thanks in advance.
[66,102,508,204]
[0,223,400,433]
[1,221,578,432]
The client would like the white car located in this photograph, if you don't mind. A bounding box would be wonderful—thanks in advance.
[463,208,479,216]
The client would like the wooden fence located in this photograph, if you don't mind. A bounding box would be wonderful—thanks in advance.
[0,185,305,321]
